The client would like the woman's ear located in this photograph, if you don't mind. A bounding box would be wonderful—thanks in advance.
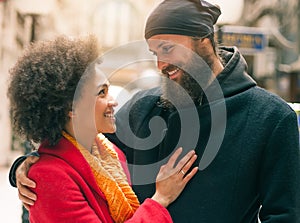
[68,110,76,119]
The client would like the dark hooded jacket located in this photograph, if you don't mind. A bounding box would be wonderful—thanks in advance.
[9,47,300,222]
[106,47,300,223]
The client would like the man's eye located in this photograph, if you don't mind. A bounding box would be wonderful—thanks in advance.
[162,45,173,54]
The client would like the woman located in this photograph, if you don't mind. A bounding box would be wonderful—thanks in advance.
[7,35,198,223]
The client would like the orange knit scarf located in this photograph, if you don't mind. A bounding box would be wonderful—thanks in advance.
[62,131,140,223]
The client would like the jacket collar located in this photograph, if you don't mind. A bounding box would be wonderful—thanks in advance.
[38,138,106,200]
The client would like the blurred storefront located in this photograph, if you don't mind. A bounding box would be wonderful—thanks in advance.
[216,0,300,103]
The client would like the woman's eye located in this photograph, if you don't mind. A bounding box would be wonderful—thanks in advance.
[98,89,106,96]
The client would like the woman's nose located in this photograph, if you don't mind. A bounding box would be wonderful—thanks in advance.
[107,96,118,107]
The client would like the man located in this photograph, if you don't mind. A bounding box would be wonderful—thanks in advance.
[9,0,300,222]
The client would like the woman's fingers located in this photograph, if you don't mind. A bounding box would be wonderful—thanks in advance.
[175,149,196,173]
[182,166,198,183]
[157,148,198,182]
[153,147,198,207]
[177,151,197,176]
[165,147,183,167]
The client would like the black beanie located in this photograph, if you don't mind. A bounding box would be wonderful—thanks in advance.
[144,0,221,39]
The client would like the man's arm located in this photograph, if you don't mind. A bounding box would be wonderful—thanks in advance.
[9,155,27,187]
[259,111,300,222]
[9,151,39,187]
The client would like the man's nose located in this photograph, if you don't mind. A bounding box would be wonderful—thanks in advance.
[157,58,169,71]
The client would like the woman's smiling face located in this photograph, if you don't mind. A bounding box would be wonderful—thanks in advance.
[71,64,118,148]
[93,79,118,134]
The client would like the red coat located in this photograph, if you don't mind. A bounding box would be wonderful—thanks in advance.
[28,137,172,223]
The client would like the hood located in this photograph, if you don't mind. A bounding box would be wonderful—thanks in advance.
[204,46,257,103]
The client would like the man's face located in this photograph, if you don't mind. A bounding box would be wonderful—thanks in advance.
[147,34,213,108]
[147,34,195,84]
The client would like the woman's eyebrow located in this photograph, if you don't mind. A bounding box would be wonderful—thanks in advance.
[97,83,109,89]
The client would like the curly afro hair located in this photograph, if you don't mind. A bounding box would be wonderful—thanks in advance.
[7,35,100,146]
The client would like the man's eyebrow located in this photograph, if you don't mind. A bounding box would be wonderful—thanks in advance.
[157,41,170,49]
[148,40,170,53]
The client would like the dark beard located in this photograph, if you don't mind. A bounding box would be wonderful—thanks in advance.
[160,55,213,110]
[160,73,204,110]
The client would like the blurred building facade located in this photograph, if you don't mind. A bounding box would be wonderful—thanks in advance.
[237,0,300,102]
[0,0,299,165]
[0,0,161,166]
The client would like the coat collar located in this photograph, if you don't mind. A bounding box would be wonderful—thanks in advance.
[38,138,106,200]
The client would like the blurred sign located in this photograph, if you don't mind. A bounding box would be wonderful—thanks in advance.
[219,26,268,53]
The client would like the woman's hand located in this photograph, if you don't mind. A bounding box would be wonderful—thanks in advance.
[16,156,39,210]
[152,147,198,207]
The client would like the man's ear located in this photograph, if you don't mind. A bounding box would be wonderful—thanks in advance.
[195,37,215,57]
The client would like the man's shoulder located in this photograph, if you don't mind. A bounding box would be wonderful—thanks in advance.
[249,86,295,116]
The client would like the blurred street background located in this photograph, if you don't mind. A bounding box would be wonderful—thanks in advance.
[1,0,300,222]
[0,151,22,222]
